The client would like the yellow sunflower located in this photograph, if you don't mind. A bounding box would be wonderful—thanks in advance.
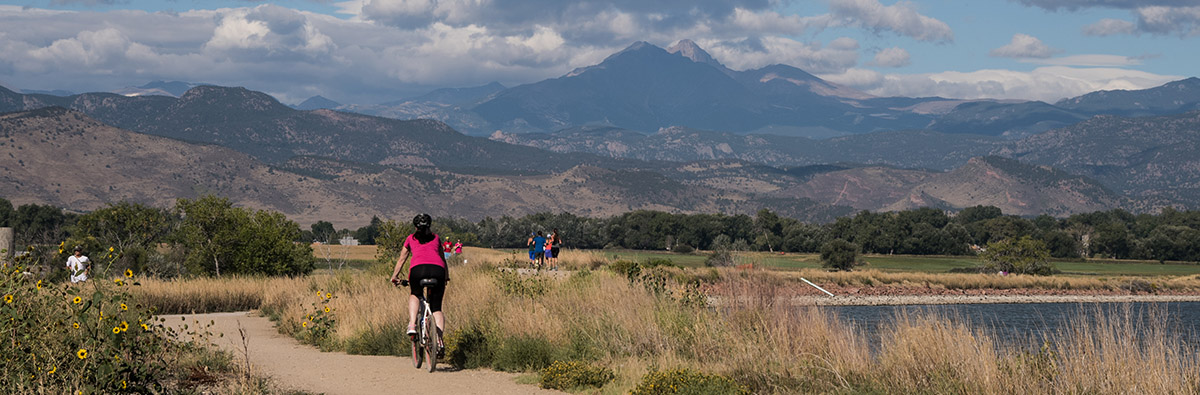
[3,294,11,304]
[47,366,56,375]
[72,296,82,304]
[73,322,80,329]
[114,279,124,286]
[301,321,308,328]
[112,327,121,334]
[120,321,129,331]
[77,349,88,359]
[120,303,128,311]
[36,280,43,289]
[324,306,331,313]
[141,323,150,331]
[124,269,133,278]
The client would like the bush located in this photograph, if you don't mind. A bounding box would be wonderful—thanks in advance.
[820,239,860,271]
[610,260,642,280]
[705,250,735,267]
[492,335,560,372]
[1,255,178,392]
[630,368,749,395]
[540,360,615,390]
[673,244,695,254]
[979,236,1057,276]
[173,195,314,276]
[445,325,493,369]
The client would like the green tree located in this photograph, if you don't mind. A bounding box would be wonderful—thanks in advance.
[374,219,414,265]
[354,216,383,245]
[72,201,177,275]
[979,236,1056,275]
[310,221,336,243]
[0,197,13,227]
[819,239,860,271]
[173,195,313,276]
[11,203,74,246]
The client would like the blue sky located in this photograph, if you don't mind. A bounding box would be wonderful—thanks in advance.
[1,0,1196,104]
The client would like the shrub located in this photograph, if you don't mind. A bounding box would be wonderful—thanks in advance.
[673,244,695,254]
[630,368,749,395]
[0,254,177,392]
[705,250,735,267]
[540,360,615,390]
[173,195,314,276]
[492,335,560,372]
[610,260,642,280]
[820,239,861,271]
[445,325,493,369]
[979,236,1057,276]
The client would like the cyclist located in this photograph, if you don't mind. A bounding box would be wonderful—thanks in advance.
[390,214,449,352]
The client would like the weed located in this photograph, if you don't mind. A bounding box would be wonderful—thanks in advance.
[539,360,615,390]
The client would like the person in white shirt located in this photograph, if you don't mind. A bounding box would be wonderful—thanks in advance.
[66,246,89,283]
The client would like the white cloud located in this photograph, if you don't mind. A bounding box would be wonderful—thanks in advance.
[1023,54,1143,67]
[989,33,1060,59]
[828,0,954,42]
[204,5,336,60]
[852,66,1181,102]
[1083,18,1136,36]
[869,47,910,68]
[702,36,860,73]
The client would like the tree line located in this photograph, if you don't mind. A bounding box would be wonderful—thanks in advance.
[422,206,1200,263]
[1,196,314,279]
[5,194,1199,272]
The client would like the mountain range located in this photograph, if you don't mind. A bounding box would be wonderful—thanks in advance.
[2,40,1199,226]
[326,40,1200,139]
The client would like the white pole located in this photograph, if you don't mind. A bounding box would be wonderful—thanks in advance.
[801,277,834,297]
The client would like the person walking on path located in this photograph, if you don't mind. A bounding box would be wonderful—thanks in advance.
[533,231,547,270]
[442,239,452,261]
[454,240,463,255]
[390,214,450,352]
[66,246,89,283]
[526,232,537,268]
[550,229,563,271]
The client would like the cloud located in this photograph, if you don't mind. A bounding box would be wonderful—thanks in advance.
[702,36,860,73]
[1023,54,1143,67]
[50,0,119,5]
[990,33,1060,58]
[204,5,336,60]
[1017,1,1200,36]
[836,66,1182,102]
[828,0,954,42]
[869,47,910,68]
[1134,6,1200,36]
[1083,18,1136,36]
[1014,0,1198,11]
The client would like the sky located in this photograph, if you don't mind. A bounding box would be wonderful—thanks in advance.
[0,0,1197,105]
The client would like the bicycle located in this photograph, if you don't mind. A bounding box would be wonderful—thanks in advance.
[399,278,443,372]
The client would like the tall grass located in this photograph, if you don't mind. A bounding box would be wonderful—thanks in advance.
[133,252,1200,394]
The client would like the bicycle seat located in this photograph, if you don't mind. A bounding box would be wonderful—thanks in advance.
[419,278,440,287]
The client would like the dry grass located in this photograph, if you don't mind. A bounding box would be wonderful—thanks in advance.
[134,250,1200,394]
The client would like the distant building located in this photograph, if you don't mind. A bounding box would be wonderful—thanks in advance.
[338,236,360,246]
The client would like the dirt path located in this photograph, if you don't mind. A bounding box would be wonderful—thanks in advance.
[162,311,561,395]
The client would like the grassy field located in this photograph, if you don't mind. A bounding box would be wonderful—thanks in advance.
[135,249,1200,394]
[596,249,1200,277]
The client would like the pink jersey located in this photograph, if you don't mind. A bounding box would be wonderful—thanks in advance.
[404,233,445,268]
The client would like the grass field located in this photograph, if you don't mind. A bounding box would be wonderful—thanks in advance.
[137,249,1200,394]
[596,249,1200,277]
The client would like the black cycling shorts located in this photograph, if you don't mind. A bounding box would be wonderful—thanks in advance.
[409,264,447,312]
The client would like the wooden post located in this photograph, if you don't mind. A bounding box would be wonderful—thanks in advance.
[0,227,12,262]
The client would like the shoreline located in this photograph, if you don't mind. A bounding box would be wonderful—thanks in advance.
[785,294,1200,306]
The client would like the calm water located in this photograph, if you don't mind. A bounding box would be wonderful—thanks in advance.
[821,302,1200,352]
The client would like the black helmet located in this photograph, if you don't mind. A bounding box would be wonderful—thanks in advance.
[412,213,432,229]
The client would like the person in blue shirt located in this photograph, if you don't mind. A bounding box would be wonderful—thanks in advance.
[533,231,547,270]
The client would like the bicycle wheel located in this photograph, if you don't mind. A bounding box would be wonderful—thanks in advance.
[412,302,424,368]
[424,308,438,372]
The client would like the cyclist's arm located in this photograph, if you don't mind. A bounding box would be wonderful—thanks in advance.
[390,247,412,284]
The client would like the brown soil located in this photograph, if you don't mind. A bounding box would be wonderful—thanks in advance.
[162,312,562,395]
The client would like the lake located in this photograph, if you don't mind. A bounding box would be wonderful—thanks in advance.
[823,301,1200,352]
